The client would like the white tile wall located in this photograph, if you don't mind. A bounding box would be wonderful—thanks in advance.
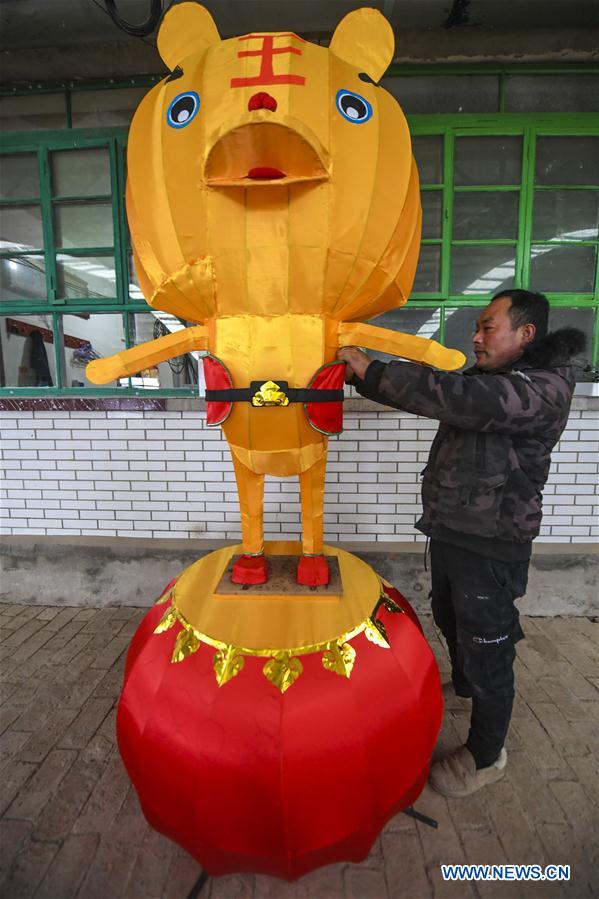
[1,408,598,543]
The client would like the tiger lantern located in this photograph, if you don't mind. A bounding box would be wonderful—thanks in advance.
[102,3,452,881]
[87,2,465,587]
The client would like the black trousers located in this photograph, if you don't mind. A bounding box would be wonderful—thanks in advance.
[430,539,529,769]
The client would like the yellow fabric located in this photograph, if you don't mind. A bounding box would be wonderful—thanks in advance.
[86,325,208,384]
[157,2,220,70]
[230,442,326,478]
[174,541,381,649]
[124,9,417,326]
[329,8,395,82]
[298,451,327,554]
[231,451,265,554]
[338,322,467,371]
[215,314,332,478]
[85,5,466,559]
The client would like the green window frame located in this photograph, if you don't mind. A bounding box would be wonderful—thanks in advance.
[1,67,598,395]
[399,119,598,363]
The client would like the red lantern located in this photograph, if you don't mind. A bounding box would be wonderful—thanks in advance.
[117,575,441,881]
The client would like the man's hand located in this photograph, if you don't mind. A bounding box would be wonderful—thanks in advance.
[337,346,371,383]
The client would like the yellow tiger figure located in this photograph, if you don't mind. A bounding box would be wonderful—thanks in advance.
[87,2,465,586]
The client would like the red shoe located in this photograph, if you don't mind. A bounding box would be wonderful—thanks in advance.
[296,555,330,587]
[232,554,268,586]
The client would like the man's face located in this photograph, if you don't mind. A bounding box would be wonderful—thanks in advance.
[473,297,534,371]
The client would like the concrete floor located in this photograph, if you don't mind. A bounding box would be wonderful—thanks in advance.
[0,604,597,899]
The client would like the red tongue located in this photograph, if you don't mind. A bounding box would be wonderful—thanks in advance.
[247,167,285,180]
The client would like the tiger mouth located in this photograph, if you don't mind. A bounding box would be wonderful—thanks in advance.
[205,122,328,187]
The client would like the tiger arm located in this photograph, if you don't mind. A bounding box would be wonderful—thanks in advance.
[337,322,466,371]
[86,325,209,385]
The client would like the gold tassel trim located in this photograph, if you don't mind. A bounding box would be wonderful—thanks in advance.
[152,580,403,693]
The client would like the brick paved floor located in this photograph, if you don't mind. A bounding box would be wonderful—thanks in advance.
[0,604,597,899]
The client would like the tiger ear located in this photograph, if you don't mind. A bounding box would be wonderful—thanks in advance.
[329,7,395,82]
[157,2,220,69]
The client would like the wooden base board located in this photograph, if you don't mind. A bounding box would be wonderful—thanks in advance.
[214,555,343,600]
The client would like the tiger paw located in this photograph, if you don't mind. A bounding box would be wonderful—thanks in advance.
[296,555,330,587]
[232,554,269,586]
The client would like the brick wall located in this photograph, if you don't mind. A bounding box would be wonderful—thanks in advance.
[1,401,597,543]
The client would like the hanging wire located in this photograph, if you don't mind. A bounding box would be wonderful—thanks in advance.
[105,0,163,36]
[86,0,159,46]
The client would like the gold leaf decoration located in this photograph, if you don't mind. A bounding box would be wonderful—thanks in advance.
[171,627,200,663]
[381,592,403,615]
[364,617,390,649]
[263,652,303,693]
[213,646,245,686]
[375,616,389,644]
[251,380,290,407]
[154,584,402,688]
[322,641,356,678]
[155,589,173,606]
[153,605,178,634]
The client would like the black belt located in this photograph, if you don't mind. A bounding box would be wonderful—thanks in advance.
[205,380,344,407]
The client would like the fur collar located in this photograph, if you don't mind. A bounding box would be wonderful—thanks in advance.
[521,327,586,368]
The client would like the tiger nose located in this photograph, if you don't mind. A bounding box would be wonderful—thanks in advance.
[248,92,278,112]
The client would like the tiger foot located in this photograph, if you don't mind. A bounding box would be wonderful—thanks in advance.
[232,554,268,586]
[296,555,330,587]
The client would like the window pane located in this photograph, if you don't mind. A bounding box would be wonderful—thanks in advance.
[0,93,65,132]
[128,253,145,301]
[54,203,114,249]
[71,87,148,127]
[421,191,442,239]
[453,191,519,240]
[367,306,442,362]
[451,246,516,296]
[547,307,595,382]
[51,148,111,197]
[444,306,480,369]
[0,206,43,252]
[505,75,599,113]
[533,190,599,241]
[455,137,522,186]
[0,314,56,387]
[529,245,596,293]
[382,75,499,114]
[62,314,127,388]
[0,256,47,301]
[56,254,117,300]
[412,245,441,293]
[412,136,443,184]
[129,312,200,389]
[0,153,39,200]
[535,137,599,186]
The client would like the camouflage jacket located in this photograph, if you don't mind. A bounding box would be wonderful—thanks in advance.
[352,330,582,552]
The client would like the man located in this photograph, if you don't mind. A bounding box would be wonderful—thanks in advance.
[338,290,585,797]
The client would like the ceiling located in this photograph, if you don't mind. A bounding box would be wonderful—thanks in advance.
[1,0,598,51]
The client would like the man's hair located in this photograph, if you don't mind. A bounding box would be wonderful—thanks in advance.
[492,289,549,339]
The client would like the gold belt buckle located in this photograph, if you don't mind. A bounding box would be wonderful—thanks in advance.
[251,380,290,407]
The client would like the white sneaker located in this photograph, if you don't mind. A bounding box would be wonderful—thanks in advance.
[429,746,507,798]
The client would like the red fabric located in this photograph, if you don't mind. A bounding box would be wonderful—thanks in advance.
[117,584,442,881]
[232,554,269,585]
[383,584,423,632]
[296,555,330,586]
[304,362,344,435]
[248,92,278,112]
[247,166,285,179]
[203,356,233,426]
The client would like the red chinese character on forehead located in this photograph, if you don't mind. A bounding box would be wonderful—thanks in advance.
[231,34,306,88]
